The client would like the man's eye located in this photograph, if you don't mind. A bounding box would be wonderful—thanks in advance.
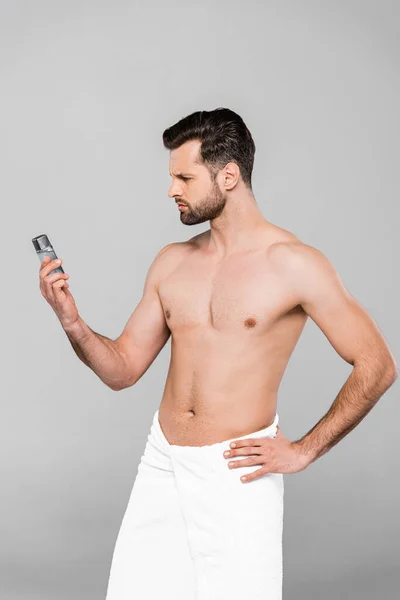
[182,177,190,181]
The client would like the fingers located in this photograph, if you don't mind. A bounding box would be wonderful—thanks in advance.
[53,278,67,288]
[239,466,267,483]
[227,437,260,449]
[53,277,68,299]
[222,441,277,483]
[50,274,69,299]
[47,271,69,284]
[224,451,268,483]
[226,455,263,469]
[224,448,261,458]
[39,255,52,271]
[39,256,70,302]
[39,255,62,276]
[223,444,261,458]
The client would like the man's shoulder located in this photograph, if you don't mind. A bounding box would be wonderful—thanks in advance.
[158,231,208,258]
[150,237,197,281]
[156,235,198,260]
[267,235,334,284]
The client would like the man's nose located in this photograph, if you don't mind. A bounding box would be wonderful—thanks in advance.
[168,182,182,198]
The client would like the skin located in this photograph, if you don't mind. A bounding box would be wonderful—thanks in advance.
[116,139,396,481]
[40,138,397,483]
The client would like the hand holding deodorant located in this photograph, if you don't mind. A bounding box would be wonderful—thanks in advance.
[32,234,65,275]
[32,234,78,328]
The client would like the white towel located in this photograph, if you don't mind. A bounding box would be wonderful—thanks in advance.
[105,408,284,599]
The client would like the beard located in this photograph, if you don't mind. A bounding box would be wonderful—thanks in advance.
[179,178,227,226]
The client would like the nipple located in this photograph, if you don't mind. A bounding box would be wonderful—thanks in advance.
[244,317,257,328]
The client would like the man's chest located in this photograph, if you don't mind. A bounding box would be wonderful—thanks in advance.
[158,253,297,333]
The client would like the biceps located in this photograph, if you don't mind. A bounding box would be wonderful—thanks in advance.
[115,290,170,385]
[302,289,388,367]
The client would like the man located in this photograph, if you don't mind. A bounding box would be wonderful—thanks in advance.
[39,107,397,599]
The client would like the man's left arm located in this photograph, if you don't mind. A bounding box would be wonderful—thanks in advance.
[283,243,398,468]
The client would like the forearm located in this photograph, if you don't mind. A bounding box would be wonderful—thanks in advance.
[62,315,129,391]
[292,362,397,466]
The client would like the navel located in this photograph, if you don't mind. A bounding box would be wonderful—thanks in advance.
[165,309,171,319]
[244,317,257,328]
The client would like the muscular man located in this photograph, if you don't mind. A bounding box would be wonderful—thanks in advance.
[39,108,397,599]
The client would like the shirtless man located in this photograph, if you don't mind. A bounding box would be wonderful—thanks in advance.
[39,107,397,599]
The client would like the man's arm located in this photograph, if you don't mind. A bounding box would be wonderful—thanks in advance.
[113,243,177,388]
[63,243,176,391]
[63,317,130,390]
[279,242,398,466]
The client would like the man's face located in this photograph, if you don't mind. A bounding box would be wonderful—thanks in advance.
[168,140,227,225]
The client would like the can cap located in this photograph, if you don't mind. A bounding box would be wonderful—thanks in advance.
[32,234,51,252]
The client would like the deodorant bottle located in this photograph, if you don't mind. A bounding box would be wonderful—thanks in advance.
[32,234,65,275]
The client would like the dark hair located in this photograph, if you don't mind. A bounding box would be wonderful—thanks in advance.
[162,108,256,190]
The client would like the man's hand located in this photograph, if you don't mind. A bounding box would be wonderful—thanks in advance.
[222,426,310,483]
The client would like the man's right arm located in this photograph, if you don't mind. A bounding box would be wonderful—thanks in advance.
[62,243,178,390]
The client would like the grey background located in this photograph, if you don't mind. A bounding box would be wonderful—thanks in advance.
[1,0,399,598]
